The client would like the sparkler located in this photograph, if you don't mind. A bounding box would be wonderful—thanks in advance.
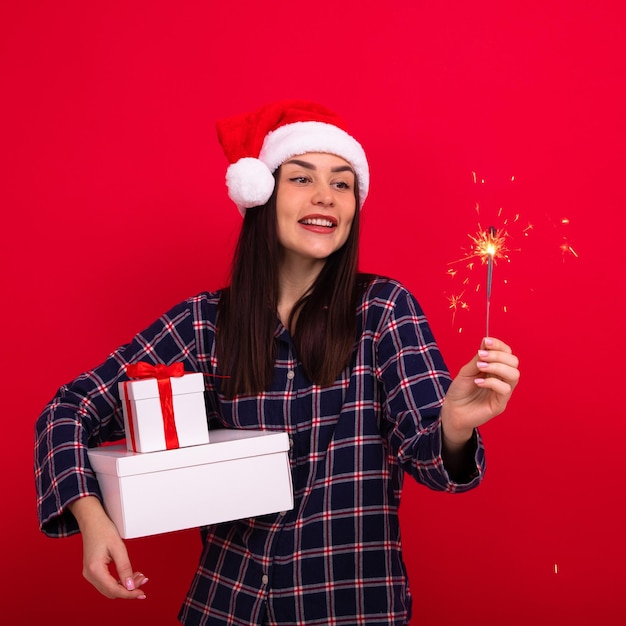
[485,226,497,338]
[446,172,579,337]
[448,222,510,335]
[445,172,535,334]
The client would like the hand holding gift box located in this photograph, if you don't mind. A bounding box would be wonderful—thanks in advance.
[120,361,210,453]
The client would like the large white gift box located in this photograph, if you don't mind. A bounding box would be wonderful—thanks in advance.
[119,367,210,453]
[87,429,294,539]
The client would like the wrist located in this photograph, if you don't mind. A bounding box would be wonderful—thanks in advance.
[68,495,108,530]
[440,406,474,450]
[442,429,474,454]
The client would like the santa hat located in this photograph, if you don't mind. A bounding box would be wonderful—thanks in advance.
[216,100,369,215]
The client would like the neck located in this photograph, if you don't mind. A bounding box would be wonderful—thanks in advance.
[277,255,325,328]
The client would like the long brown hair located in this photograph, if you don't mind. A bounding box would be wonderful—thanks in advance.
[217,169,362,398]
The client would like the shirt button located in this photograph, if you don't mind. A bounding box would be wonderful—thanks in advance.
[286,369,295,380]
[262,574,269,585]
[289,437,294,448]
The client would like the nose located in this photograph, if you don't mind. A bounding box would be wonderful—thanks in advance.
[311,182,334,206]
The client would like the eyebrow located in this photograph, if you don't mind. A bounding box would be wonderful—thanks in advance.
[284,158,355,175]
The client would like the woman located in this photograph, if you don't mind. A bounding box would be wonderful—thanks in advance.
[35,100,520,625]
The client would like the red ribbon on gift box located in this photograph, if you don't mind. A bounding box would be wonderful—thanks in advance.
[123,362,185,451]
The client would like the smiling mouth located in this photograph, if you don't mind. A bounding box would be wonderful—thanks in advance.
[299,217,336,228]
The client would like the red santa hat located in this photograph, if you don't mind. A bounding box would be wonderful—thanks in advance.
[216,100,369,215]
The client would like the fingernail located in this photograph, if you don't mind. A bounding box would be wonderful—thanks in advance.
[484,338,494,346]
[140,577,149,586]
[477,361,488,368]
[125,577,135,591]
[478,350,489,358]
[474,378,485,384]
[137,594,147,600]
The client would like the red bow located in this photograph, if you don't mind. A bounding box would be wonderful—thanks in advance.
[126,362,185,380]
[124,361,185,450]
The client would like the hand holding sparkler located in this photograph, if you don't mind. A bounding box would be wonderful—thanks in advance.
[440,336,521,452]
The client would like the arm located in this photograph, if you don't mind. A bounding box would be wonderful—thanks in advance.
[375,283,485,490]
[35,297,201,537]
[68,496,148,600]
[34,296,211,598]
[375,284,520,488]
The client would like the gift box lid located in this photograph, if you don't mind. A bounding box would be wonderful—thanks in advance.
[88,429,290,477]
[122,371,205,401]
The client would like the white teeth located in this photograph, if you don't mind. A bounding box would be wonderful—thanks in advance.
[300,218,334,227]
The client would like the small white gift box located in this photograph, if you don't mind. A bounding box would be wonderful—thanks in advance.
[119,364,209,453]
[87,429,294,539]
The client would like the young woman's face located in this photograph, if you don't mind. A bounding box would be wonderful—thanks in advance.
[275,152,357,267]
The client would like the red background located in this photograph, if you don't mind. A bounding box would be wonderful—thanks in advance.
[2,1,625,623]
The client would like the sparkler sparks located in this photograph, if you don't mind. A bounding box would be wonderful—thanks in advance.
[448,222,512,334]
[445,172,580,334]
[447,291,470,331]
[445,172,526,334]
[463,224,510,266]
[545,214,580,261]
[560,239,579,260]
[558,219,578,261]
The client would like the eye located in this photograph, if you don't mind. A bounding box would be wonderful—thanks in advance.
[288,175,310,184]
[332,180,352,191]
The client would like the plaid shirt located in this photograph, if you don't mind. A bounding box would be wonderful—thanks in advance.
[35,276,484,626]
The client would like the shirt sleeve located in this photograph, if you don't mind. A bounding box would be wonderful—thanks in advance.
[375,283,485,492]
[34,298,201,537]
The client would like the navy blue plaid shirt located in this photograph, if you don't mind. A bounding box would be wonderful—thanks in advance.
[35,276,485,625]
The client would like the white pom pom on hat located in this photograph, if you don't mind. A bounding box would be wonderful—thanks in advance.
[225,157,276,210]
[216,100,369,216]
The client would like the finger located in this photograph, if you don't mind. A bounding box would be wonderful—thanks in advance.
[83,560,142,599]
[108,542,136,591]
[476,360,521,387]
[110,545,148,599]
[477,350,520,370]
[474,374,515,397]
[478,341,519,365]
[483,337,513,354]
